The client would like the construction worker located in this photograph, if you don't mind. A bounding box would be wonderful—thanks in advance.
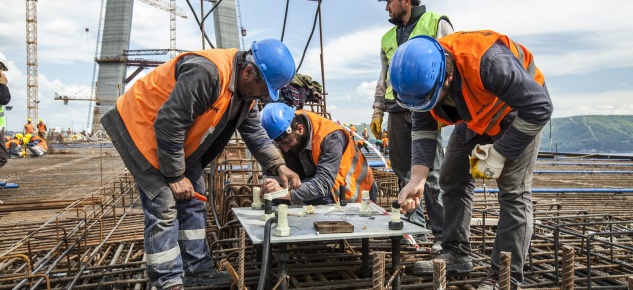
[37,119,47,139]
[362,127,369,140]
[26,134,47,156]
[371,0,451,251]
[24,118,35,134]
[101,38,300,290]
[391,31,553,289]
[349,123,357,140]
[6,134,23,158]
[0,53,11,167]
[260,103,377,205]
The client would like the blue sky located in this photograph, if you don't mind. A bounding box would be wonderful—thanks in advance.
[1,0,632,132]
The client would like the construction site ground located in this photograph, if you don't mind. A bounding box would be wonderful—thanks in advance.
[1,145,632,289]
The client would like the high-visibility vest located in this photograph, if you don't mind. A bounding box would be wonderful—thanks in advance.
[116,49,240,169]
[30,135,47,151]
[24,124,35,134]
[432,30,545,136]
[5,139,18,149]
[302,110,374,202]
[0,106,5,129]
[381,11,446,100]
[37,123,46,133]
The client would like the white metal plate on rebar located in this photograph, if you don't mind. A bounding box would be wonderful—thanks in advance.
[233,204,431,244]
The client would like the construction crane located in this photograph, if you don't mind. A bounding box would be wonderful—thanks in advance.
[54,89,104,131]
[138,0,188,58]
[26,0,38,123]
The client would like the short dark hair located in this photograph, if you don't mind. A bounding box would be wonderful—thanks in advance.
[411,0,421,6]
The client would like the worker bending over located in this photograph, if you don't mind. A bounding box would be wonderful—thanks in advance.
[391,31,552,289]
[6,134,24,158]
[26,135,47,156]
[260,103,377,205]
[101,39,300,290]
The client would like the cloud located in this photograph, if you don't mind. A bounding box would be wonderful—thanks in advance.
[552,89,633,118]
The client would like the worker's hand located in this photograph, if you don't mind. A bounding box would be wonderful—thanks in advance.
[398,181,424,214]
[168,177,195,200]
[277,165,301,190]
[0,72,7,85]
[469,144,506,179]
[370,117,383,139]
[261,178,283,194]
[370,102,385,139]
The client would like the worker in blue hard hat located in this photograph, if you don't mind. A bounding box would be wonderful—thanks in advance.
[390,31,553,289]
[260,103,377,205]
[101,38,301,290]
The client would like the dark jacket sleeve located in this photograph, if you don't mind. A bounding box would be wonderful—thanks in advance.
[0,84,10,105]
[154,55,221,181]
[291,130,346,202]
[481,42,553,160]
[411,111,441,169]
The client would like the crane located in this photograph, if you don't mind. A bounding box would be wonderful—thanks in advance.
[138,0,188,58]
[26,0,38,123]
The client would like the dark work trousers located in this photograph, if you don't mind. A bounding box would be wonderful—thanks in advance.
[389,110,444,236]
[139,180,214,290]
[440,130,541,287]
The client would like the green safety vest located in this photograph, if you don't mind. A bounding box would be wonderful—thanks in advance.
[0,106,5,129]
[381,11,446,100]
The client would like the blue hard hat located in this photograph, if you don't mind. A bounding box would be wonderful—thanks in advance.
[389,35,446,112]
[260,103,296,141]
[251,39,296,101]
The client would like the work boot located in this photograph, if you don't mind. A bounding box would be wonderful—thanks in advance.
[477,272,499,290]
[183,268,232,287]
[430,237,443,254]
[413,251,473,275]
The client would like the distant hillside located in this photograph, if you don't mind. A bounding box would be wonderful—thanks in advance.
[539,115,633,153]
[439,115,633,154]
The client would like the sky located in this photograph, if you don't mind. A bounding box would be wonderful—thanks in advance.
[0,0,632,132]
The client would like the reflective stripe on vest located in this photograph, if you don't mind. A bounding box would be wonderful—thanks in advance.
[117,49,238,169]
[302,111,375,202]
[381,11,446,101]
[432,30,545,136]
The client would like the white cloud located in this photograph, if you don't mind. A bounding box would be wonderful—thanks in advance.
[552,90,633,118]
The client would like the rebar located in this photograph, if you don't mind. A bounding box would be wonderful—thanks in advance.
[371,251,384,290]
[562,245,575,290]
[499,251,511,290]
[239,228,245,290]
[432,259,446,290]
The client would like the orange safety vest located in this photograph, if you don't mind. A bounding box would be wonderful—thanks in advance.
[5,139,19,148]
[24,124,35,134]
[302,111,374,202]
[37,123,46,133]
[30,135,47,151]
[432,30,545,136]
[117,49,241,169]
